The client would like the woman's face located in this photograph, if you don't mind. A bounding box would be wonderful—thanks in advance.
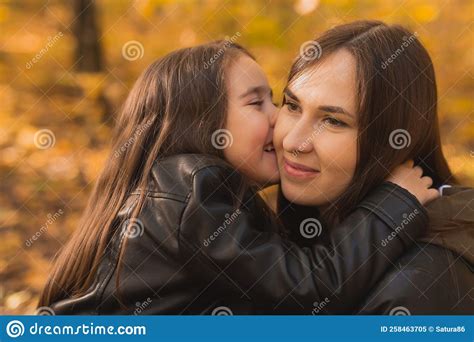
[224,55,280,187]
[274,49,359,206]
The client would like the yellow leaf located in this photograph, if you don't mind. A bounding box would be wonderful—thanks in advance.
[412,4,439,23]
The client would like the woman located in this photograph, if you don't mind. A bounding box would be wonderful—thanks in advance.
[38,40,436,315]
[274,20,473,314]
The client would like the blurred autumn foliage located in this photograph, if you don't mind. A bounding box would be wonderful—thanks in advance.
[0,0,472,314]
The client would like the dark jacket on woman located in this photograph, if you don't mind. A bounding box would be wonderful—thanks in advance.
[357,186,474,314]
[48,154,429,314]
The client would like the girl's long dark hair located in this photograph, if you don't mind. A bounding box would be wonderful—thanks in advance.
[279,20,456,226]
[39,41,253,307]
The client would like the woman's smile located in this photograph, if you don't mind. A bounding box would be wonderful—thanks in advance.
[282,157,320,179]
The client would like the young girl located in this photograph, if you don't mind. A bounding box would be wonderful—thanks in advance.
[275,20,473,314]
[38,41,437,314]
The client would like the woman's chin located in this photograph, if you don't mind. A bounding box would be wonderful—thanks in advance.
[280,182,323,206]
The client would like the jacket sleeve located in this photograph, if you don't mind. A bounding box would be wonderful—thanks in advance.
[178,165,428,313]
[356,244,460,315]
[355,267,437,315]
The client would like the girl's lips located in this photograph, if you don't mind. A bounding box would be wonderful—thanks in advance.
[283,157,320,179]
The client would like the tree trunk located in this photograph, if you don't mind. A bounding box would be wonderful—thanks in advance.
[73,0,103,72]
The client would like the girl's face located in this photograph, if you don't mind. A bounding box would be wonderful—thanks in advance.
[224,55,280,187]
[274,49,359,206]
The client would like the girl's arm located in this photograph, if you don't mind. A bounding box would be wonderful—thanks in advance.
[177,164,428,313]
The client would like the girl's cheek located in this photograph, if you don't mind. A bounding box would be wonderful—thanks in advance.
[250,116,270,145]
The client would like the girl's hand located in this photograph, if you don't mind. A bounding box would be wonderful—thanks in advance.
[387,160,440,205]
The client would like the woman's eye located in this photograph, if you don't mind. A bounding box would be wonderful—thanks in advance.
[284,101,299,113]
[323,117,346,127]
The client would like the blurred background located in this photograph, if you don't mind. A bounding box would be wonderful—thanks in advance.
[0,0,472,314]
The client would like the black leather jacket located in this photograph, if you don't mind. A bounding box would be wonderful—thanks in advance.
[357,186,474,314]
[49,154,428,314]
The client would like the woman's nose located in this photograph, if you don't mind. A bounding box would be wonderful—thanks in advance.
[282,121,314,154]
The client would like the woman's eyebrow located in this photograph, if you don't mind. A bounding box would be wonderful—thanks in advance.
[284,88,353,118]
[318,105,353,118]
[283,88,299,102]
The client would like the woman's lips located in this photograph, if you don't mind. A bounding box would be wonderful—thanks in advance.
[283,157,320,179]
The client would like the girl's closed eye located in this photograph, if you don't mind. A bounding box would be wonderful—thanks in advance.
[248,99,264,107]
[249,92,275,108]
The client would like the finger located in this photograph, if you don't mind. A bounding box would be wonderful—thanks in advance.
[405,159,414,168]
[413,165,423,178]
[421,176,433,188]
[426,188,440,203]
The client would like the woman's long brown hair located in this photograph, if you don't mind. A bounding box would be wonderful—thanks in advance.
[279,20,456,226]
[39,41,253,307]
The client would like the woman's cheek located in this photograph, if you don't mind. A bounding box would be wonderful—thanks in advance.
[318,131,357,181]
